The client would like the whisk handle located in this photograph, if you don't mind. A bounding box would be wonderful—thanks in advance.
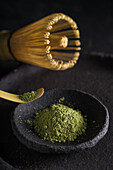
[0,30,14,60]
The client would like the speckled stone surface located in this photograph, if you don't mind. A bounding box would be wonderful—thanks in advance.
[0,53,113,170]
[11,89,109,153]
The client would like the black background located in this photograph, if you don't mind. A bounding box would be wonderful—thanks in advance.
[0,1,113,169]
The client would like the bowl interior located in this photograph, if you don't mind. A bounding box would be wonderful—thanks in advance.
[11,89,109,153]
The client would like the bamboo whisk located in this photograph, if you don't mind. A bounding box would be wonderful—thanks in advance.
[0,13,81,70]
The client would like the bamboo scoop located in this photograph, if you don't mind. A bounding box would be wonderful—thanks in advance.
[0,13,81,70]
[0,88,44,103]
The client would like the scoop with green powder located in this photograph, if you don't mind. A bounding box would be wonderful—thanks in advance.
[27,103,87,143]
[19,90,38,102]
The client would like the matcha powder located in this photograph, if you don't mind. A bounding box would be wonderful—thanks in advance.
[19,91,38,102]
[28,103,87,143]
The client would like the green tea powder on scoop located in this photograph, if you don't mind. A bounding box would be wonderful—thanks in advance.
[28,103,87,143]
[19,91,38,102]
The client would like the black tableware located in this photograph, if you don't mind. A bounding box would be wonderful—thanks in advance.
[11,89,109,153]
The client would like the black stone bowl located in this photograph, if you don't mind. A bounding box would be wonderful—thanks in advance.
[11,89,109,153]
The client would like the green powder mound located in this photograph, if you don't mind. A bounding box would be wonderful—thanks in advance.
[19,91,38,102]
[30,103,87,143]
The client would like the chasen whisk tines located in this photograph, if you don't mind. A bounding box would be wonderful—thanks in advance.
[0,13,81,70]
